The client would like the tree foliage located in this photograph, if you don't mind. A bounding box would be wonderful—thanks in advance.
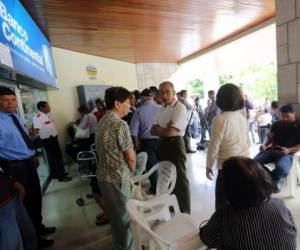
[218,62,278,101]
[186,79,204,98]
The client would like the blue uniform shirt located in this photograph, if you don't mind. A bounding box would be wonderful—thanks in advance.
[0,111,35,160]
[129,100,160,139]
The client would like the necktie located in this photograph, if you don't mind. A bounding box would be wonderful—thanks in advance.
[10,114,35,150]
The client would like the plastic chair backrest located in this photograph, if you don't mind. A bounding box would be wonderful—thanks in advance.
[135,152,148,176]
[156,161,177,196]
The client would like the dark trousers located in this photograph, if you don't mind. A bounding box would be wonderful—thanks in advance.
[215,170,228,209]
[183,132,193,151]
[41,136,66,179]
[157,136,191,214]
[140,138,159,192]
[1,159,43,237]
[254,149,293,181]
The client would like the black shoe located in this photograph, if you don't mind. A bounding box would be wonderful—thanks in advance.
[96,213,105,220]
[58,176,72,182]
[273,178,285,193]
[186,149,196,153]
[40,225,56,236]
[38,238,54,249]
[95,216,109,226]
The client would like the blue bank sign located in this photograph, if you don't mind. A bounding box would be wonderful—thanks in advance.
[0,0,57,87]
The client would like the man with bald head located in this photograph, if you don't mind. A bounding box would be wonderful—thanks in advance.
[151,81,191,214]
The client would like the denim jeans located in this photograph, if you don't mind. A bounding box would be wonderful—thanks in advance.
[254,149,293,181]
[0,197,37,250]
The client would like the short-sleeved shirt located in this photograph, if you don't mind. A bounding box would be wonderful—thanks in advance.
[79,113,98,135]
[0,112,35,160]
[95,111,134,186]
[270,121,300,148]
[130,100,160,139]
[33,112,58,139]
[154,99,187,136]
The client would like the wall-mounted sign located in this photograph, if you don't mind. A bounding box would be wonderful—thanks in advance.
[0,0,57,87]
[85,65,97,80]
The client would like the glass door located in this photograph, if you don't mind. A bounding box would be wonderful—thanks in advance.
[18,86,50,190]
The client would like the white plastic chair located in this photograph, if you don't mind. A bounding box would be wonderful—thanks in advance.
[126,195,205,250]
[132,161,177,222]
[132,161,177,197]
[265,150,300,198]
[135,152,148,176]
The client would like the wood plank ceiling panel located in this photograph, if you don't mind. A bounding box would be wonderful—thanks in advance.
[21,0,275,63]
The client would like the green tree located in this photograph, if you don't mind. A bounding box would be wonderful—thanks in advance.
[186,79,204,98]
[218,62,278,101]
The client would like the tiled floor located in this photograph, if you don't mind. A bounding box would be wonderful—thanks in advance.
[44,148,300,249]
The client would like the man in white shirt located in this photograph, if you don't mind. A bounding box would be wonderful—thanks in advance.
[151,81,191,214]
[33,101,71,182]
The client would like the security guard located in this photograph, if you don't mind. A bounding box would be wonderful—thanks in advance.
[0,86,55,249]
[33,101,71,182]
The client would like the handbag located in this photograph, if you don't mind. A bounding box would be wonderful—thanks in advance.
[74,115,90,139]
[75,126,90,139]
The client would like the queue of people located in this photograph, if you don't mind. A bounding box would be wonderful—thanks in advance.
[1,82,298,250]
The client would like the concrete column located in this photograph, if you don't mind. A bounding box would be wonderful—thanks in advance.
[276,0,300,114]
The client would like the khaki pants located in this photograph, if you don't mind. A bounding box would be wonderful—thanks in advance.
[99,181,134,250]
[158,136,191,214]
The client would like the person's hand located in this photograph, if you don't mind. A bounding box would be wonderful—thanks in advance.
[206,168,214,180]
[32,157,40,168]
[13,181,26,200]
[134,140,141,151]
[279,147,290,155]
[259,144,267,151]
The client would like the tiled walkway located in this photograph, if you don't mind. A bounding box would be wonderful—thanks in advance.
[44,149,300,249]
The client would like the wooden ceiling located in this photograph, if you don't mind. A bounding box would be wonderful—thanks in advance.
[21,0,275,63]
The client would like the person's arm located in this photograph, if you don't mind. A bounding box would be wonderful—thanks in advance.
[79,114,88,129]
[206,117,226,180]
[260,129,274,151]
[118,122,136,173]
[124,148,136,173]
[129,110,141,149]
[199,211,220,249]
[151,124,178,137]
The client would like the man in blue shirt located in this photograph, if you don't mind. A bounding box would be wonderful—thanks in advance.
[0,86,55,249]
[130,88,160,193]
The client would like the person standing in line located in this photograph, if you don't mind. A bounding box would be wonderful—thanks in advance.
[204,90,220,134]
[33,101,72,182]
[151,81,191,214]
[271,101,279,124]
[130,88,160,193]
[179,89,196,154]
[205,84,251,209]
[0,86,55,249]
[96,87,136,250]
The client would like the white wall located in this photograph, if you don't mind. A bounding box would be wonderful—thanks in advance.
[47,47,138,147]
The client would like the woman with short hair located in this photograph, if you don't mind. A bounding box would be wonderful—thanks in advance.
[205,83,251,208]
[200,157,297,250]
[96,87,136,250]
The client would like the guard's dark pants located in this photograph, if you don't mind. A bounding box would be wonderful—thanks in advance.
[41,136,66,179]
[140,138,159,193]
[1,158,43,238]
[157,136,191,214]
